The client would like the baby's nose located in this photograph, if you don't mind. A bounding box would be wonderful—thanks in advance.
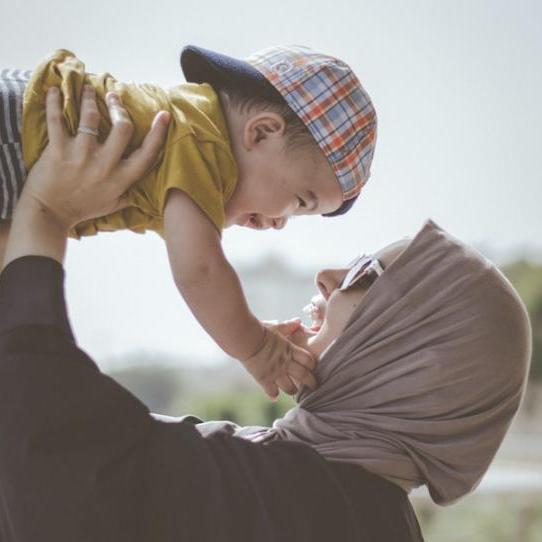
[246,214,271,230]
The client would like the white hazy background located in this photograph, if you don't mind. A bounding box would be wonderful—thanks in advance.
[1,0,541,367]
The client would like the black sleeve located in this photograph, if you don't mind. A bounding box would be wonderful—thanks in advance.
[0,256,74,337]
[0,257,425,542]
[0,257,153,542]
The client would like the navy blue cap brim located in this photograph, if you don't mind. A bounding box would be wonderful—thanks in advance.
[323,194,358,217]
[180,45,281,101]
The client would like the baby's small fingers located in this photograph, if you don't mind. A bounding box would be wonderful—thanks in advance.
[262,319,279,327]
[264,382,280,401]
[287,362,317,391]
[286,317,302,324]
[291,345,316,371]
[273,319,302,336]
[275,374,298,396]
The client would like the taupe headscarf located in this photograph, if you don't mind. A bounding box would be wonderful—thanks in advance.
[267,220,531,505]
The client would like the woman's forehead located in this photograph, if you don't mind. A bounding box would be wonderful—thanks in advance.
[374,239,410,268]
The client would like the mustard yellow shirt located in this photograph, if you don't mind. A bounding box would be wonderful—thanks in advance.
[22,49,238,238]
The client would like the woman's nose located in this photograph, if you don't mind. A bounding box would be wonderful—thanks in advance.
[315,269,347,300]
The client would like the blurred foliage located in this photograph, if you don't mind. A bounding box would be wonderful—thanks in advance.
[110,363,182,414]
[109,361,295,425]
[183,390,295,426]
[502,260,542,382]
[413,493,542,542]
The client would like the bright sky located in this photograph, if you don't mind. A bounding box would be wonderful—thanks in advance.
[2,0,541,366]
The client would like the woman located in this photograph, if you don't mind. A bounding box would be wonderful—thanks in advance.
[0,88,424,542]
[195,226,532,505]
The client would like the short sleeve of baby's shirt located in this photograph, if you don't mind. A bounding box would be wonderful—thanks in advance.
[154,133,235,234]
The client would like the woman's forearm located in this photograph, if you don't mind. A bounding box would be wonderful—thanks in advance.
[3,194,69,269]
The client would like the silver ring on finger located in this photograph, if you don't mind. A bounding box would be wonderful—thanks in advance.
[77,125,99,137]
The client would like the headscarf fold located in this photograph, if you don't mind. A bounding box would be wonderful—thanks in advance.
[268,220,531,505]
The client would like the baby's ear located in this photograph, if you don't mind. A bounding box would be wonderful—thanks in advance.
[244,112,286,148]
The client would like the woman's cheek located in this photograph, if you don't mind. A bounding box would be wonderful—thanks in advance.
[326,296,361,335]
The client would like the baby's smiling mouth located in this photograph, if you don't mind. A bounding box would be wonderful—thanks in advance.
[302,295,326,329]
[238,213,268,230]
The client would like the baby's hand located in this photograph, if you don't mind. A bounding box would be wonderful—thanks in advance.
[270,318,319,351]
[241,322,317,400]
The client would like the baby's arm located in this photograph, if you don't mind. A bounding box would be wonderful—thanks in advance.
[163,189,316,398]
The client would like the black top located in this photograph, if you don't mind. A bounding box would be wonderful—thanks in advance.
[0,256,424,542]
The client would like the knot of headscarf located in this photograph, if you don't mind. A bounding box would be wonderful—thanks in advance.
[268,220,532,505]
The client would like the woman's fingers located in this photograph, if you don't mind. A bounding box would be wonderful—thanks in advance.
[109,193,131,214]
[122,109,170,182]
[102,91,170,191]
[23,85,168,230]
[101,92,135,167]
[77,85,101,149]
[45,87,68,145]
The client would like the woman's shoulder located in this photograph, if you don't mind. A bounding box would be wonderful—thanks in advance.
[267,440,425,542]
[200,428,425,542]
[324,460,425,542]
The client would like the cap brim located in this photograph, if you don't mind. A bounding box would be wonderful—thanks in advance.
[323,194,358,217]
[180,45,280,100]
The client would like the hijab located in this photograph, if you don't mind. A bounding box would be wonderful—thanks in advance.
[267,220,531,505]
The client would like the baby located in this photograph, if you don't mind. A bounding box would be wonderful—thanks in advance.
[0,45,377,398]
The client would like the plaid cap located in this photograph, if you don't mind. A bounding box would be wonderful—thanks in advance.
[247,46,377,203]
[180,45,377,216]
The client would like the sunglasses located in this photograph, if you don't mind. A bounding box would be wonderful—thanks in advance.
[339,254,384,291]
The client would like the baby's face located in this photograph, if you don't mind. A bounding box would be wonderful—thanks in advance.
[224,129,343,230]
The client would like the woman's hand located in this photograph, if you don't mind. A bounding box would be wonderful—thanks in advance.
[23,85,170,231]
[3,85,170,268]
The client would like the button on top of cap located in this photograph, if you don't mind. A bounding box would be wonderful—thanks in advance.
[272,60,293,75]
